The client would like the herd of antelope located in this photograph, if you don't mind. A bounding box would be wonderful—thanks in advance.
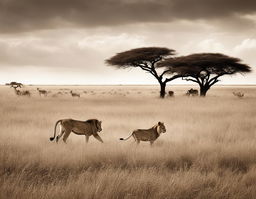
[6,82,245,98]
[8,82,81,98]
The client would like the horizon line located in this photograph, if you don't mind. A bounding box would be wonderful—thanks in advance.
[2,84,256,86]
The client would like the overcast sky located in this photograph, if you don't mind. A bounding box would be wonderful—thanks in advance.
[0,0,256,85]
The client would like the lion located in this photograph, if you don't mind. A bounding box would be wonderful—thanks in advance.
[49,119,103,143]
[120,122,166,145]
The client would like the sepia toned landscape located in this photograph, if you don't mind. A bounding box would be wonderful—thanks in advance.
[1,0,256,198]
[1,85,256,199]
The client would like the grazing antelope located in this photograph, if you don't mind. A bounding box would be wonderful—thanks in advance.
[37,88,48,97]
[70,90,80,98]
[12,87,31,97]
[233,92,244,98]
[52,92,63,98]
[186,88,199,96]
[168,91,174,97]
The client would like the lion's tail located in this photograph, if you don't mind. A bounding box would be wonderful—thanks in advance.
[50,120,62,141]
[120,133,133,141]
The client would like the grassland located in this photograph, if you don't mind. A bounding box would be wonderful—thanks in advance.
[0,85,256,199]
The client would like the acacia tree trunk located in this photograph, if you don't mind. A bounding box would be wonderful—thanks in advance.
[13,87,18,96]
[199,85,210,96]
[159,82,166,98]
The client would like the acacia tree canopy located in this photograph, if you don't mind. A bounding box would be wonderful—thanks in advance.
[106,47,181,98]
[9,81,23,88]
[105,47,174,78]
[158,53,251,96]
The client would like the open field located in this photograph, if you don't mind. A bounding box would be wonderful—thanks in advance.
[1,85,256,199]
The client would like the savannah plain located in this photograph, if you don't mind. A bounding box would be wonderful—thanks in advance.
[0,85,256,199]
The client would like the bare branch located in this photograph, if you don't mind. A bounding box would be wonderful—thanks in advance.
[159,69,172,79]
[208,73,226,85]
[182,77,199,83]
[137,65,159,79]
[164,74,182,83]
[209,79,220,87]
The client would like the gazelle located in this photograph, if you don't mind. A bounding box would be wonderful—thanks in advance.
[12,87,31,97]
[233,92,244,98]
[70,90,80,97]
[37,88,48,97]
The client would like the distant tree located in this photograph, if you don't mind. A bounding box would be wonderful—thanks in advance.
[159,53,251,96]
[106,47,181,98]
[9,82,23,89]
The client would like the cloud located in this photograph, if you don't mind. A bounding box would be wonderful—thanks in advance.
[0,35,99,69]
[234,39,256,66]
[195,39,225,52]
[78,33,146,52]
[0,0,256,33]
[234,39,256,52]
[0,30,147,72]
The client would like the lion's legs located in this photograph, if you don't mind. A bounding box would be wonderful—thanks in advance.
[133,134,140,145]
[135,137,140,145]
[85,135,89,143]
[63,130,71,143]
[56,130,64,143]
[56,125,65,143]
[93,134,103,143]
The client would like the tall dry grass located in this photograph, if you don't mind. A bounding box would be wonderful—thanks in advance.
[0,85,256,199]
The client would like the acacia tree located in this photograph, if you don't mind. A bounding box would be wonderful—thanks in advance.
[159,53,251,96]
[9,82,23,88]
[105,47,181,98]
